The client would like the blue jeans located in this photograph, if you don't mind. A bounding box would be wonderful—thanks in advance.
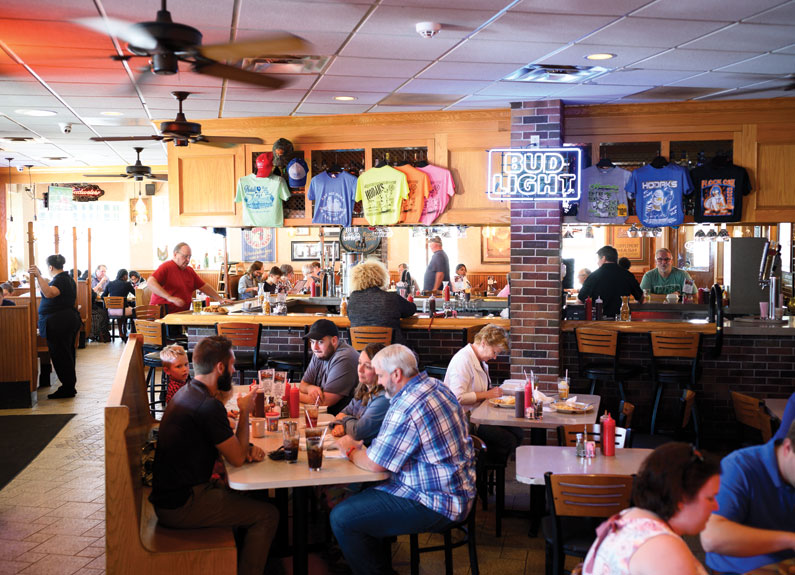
[330,487,454,575]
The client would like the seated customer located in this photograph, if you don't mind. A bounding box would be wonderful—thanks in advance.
[774,392,795,442]
[579,245,644,316]
[0,289,14,306]
[331,343,389,446]
[497,273,510,297]
[161,344,190,404]
[347,259,417,345]
[279,264,295,291]
[640,248,694,295]
[150,336,279,575]
[330,344,476,575]
[444,324,522,463]
[129,270,146,290]
[237,261,263,300]
[2,282,15,296]
[583,442,721,575]
[298,319,359,415]
[102,269,136,340]
[701,420,795,573]
[261,266,283,294]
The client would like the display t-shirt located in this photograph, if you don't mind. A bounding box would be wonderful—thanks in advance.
[355,166,409,225]
[690,161,752,223]
[149,260,205,313]
[418,165,455,225]
[307,170,357,226]
[234,174,291,227]
[577,165,631,223]
[394,164,430,224]
[625,163,693,227]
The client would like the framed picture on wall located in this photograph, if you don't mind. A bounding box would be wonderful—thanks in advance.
[481,227,510,263]
[291,241,340,262]
[242,228,277,262]
[606,226,648,263]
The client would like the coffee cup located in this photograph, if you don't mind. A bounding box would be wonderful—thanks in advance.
[251,418,266,437]
[265,412,280,432]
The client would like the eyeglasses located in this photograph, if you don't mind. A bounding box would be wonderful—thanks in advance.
[656,257,671,262]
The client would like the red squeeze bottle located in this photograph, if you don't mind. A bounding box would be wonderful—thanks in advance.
[524,376,534,414]
[443,283,451,302]
[601,412,616,456]
[585,297,593,321]
[289,386,300,418]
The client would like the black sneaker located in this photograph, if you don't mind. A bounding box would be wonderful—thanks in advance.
[48,389,76,399]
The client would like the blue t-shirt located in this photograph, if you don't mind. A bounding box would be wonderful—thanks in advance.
[625,163,693,227]
[307,171,357,226]
[705,440,795,573]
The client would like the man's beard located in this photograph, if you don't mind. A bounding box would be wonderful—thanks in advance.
[217,365,233,392]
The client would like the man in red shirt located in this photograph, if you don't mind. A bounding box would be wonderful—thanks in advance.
[148,242,230,313]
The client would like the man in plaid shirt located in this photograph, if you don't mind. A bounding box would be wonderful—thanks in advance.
[331,344,476,575]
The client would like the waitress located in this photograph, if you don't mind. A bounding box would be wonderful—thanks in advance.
[29,255,82,399]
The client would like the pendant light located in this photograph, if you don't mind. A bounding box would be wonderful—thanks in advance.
[133,181,148,225]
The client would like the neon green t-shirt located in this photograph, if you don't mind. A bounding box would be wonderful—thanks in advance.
[355,166,409,226]
[235,174,291,227]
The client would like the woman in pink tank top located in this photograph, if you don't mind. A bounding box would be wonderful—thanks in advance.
[583,442,721,575]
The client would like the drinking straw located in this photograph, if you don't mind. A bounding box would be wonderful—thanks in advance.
[565,369,569,380]
[306,408,314,428]
[314,395,321,406]
[320,425,328,445]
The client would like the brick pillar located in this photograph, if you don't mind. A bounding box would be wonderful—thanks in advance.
[509,100,563,388]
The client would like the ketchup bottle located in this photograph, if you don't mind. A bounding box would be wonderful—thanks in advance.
[585,297,593,321]
[601,412,616,456]
[443,283,451,302]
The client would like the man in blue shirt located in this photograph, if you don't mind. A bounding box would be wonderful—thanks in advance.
[701,421,795,573]
[330,344,476,575]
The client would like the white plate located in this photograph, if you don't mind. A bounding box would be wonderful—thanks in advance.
[489,397,516,409]
[550,401,593,414]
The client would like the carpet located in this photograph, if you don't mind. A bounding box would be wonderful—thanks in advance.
[0,414,75,490]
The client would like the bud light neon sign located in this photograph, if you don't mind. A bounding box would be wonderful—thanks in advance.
[487,147,581,202]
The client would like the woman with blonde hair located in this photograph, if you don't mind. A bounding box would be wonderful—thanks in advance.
[237,260,263,299]
[347,259,417,345]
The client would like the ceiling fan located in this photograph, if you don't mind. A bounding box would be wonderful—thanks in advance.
[75,0,311,90]
[83,147,167,181]
[89,91,264,147]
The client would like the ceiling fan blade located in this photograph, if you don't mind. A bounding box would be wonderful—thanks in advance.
[195,135,265,145]
[83,174,128,178]
[198,33,312,61]
[90,136,164,142]
[193,61,287,89]
[73,17,158,51]
[148,174,169,181]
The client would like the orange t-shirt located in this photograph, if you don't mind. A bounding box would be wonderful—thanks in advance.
[394,165,431,224]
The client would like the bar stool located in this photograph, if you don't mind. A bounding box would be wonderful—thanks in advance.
[215,323,265,386]
[623,389,700,448]
[267,356,304,382]
[134,319,169,417]
[104,296,128,341]
[349,326,393,350]
[730,391,773,444]
[648,331,701,436]
[574,327,642,403]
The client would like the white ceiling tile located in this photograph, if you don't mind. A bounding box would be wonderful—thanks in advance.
[399,78,494,94]
[418,61,524,81]
[380,0,513,9]
[357,6,498,39]
[448,96,513,108]
[745,2,795,25]
[0,81,52,96]
[342,34,459,60]
[444,40,565,64]
[704,86,795,100]
[555,83,652,98]
[591,69,701,86]
[100,0,234,29]
[584,17,729,48]
[637,48,763,71]
[481,12,619,43]
[220,103,297,117]
[511,0,649,16]
[683,23,795,51]
[233,29,348,55]
[716,53,795,75]
[296,103,372,114]
[225,88,307,103]
[669,71,777,88]
[327,57,431,78]
[632,0,785,22]
[239,2,371,32]
[0,18,115,51]
[313,75,406,92]
[146,98,219,112]
[304,91,389,105]
[536,45,665,68]
[475,81,570,97]
[369,105,446,112]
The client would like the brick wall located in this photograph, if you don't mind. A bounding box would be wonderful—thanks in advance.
[509,100,563,388]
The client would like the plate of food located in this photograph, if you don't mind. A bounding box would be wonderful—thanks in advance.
[550,401,593,414]
[489,397,516,409]
[201,306,229,315]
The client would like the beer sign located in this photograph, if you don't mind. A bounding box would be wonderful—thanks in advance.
[487,147,581,202]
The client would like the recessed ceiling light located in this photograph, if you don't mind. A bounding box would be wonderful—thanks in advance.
[585,53,616,61]
[14,109,57,117]
[100,111,124,116]
[334,96,357,101]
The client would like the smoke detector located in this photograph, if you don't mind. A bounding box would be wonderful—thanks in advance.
[415,22,441,39]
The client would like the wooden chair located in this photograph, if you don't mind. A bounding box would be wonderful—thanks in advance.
[105,335,235,574]
[731,391,773,444]
[618,400,635,428]
[557,424,632,449]
[215,323,265,386]
[543,472,634,575]
[134,304,162,321]
[575,328,642,405]
[626,390,700,448]
[104,296,128,341]
[648,331,701,435]
[134,319,169,417]
[349,326,393,350]
[409,436,482,575]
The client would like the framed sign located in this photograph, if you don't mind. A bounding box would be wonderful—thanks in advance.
[487,147,581,202]
[481,227,510,263]
[291,241,340,262]
[607,226,648,263]
[242,228,276,262]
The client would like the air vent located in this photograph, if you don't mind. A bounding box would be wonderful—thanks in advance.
[241,56,329,74]
[503,64,609,83]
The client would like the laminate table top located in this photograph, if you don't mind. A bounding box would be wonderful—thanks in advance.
[766,398,789,421]
[515,445,653,486]
[469,394,602,429]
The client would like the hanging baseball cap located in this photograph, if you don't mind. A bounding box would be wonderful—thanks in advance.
[287,157,308,188]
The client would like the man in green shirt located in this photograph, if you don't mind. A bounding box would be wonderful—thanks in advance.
[640,248,694,295]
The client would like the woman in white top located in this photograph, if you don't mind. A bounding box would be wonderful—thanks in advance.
[452,263,471,294]
[583,442,720,575]
[443,324,523,462]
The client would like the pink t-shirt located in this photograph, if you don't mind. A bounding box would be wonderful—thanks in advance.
[418,165,455,225]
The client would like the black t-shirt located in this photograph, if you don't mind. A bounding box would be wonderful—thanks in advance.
[690,160,752,223]
[1,299,14,306]
[578,262,643,317]
[102,279,135,299]
[38,271,76,320]
[423,249,450,292]
[150,380,234,509]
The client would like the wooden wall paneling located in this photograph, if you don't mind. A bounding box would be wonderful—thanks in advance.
[438,147,510,225]
[756,144,795,210]
[0,173,7,282]
[0,304,33,382]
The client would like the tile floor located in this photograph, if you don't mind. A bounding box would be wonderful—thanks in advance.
[0,341,583,574]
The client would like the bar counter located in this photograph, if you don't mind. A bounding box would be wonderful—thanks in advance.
[563,316,795,335]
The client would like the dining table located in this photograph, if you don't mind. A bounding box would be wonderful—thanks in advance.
[766,398,789,422]
[515,445,654,486]
[224,404,389,575]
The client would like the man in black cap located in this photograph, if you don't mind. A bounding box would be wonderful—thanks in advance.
[298,319,359,415]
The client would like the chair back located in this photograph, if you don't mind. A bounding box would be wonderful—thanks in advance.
[618,400,635,428]
[135,286,152,306]
[575,328,618,358]
[215,323,262,369]
[104,296,126,310]
[134,305,162,321]
[557,424,631,449]
[650,331,700,358]
[350,326,393,350]
[681,389,695,429]
[731,391,772,443]
[545,472,634,518]
[134,320,166,348]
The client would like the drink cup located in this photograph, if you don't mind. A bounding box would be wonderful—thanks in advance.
[265,412,280,432]
[306,437,323,471]
[192,299,202,313]
[251,418,266,438]
[304,427,324,440]
[282,423,299,463]
[760,301,769,318]
[305,406,319,428]
[254,390,266,418]
[775,307,784,320]
[558,378,570,400]
[514,390,525,419]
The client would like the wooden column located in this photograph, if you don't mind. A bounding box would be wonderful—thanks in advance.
[54,225,59,255]
[87,228,92,283]
[508,100,563,386]
[0,175,7,282]
[26,222,38,391]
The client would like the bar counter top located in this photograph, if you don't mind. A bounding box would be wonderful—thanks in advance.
[563,316,795,335]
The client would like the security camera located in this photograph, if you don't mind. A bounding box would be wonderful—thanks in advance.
[415,22,441,39]
[16,165,24,172]
[58,122,72,134]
